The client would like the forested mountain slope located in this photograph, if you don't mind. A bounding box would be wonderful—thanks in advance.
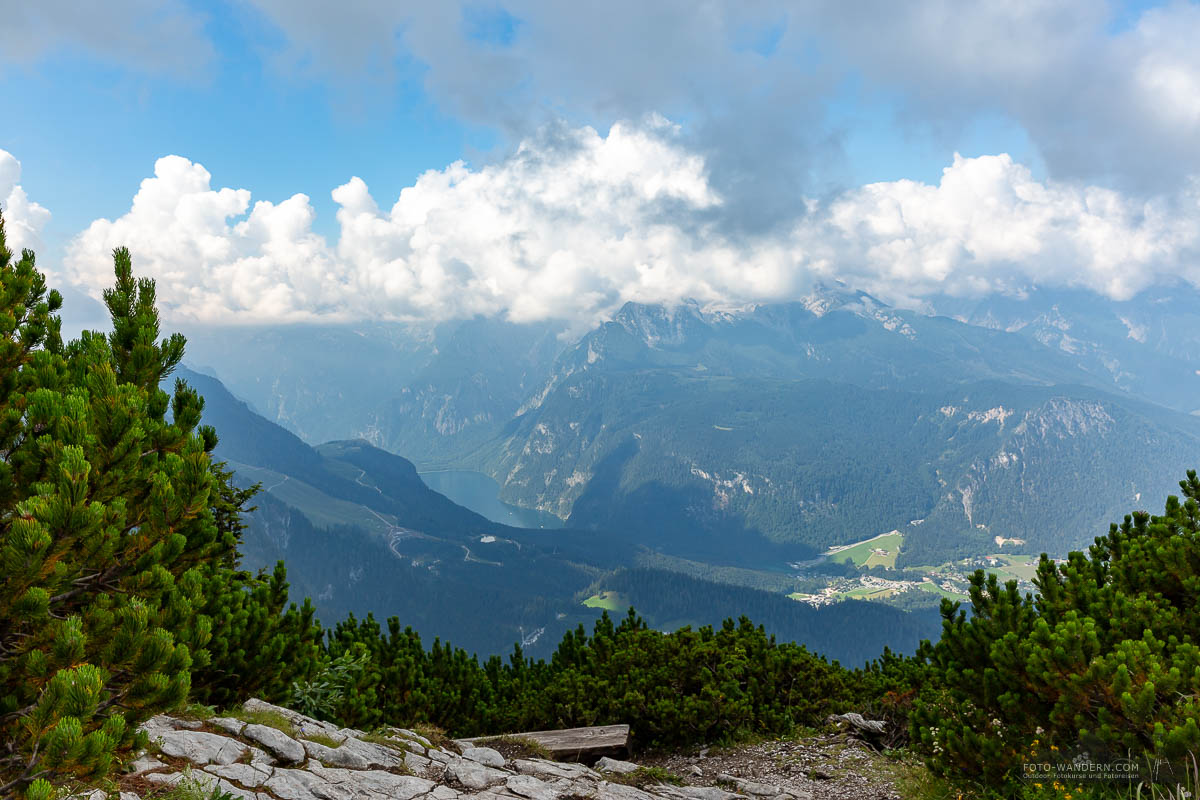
[182,366,940,661]
[479,299,1200,563]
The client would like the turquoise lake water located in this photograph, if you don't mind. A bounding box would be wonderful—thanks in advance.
[419,470,565,530]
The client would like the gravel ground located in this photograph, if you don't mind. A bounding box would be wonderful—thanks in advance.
[638,733,915,800]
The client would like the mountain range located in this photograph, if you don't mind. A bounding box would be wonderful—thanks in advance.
[187,287,1200,562]
[180,365,940,664]
[170,284,1200,661]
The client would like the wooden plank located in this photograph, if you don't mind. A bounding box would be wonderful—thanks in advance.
[458,723,630,762]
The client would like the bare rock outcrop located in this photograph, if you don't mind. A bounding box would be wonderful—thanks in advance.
[109,699,766,800]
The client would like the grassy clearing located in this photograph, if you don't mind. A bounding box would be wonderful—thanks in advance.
[583,591,630,611]
[826,531,904,569]
[986,554,1039,582]
[845,586,897,600]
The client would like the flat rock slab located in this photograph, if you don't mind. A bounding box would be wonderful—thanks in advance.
[153,729,248,765]
[596,757,640,775]
[126,755,165,775]
[244,723,306,763]
[655,786,743,800]
[211,717,247,736]
[147,769,265,800]
[264,767,349,800]
[206,762,276,788]
[599,782,661,800]
[446,760,511,790]
[311,764,437,800]
[462,747,506,768]
[303,739,373,770]
[504,774,559,800]
[513,758,599,781]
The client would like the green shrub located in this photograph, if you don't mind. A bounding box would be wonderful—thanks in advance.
[912,472,1200,789]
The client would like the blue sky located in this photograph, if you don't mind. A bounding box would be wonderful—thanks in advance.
[2,1,1199,326]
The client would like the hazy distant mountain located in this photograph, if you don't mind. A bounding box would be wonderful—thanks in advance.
[931,285,1200,414]
[182,286,1200,568]
[362,317,566,467]
[180,324,434,443]
[181,318,568,456]
[181,365,939,662]
[479,296,1200,564]
[179,365,612,656]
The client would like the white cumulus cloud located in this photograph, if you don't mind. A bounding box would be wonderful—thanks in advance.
[0,150,52,257]
[60,122,1200,328]
[813,154,1200,304]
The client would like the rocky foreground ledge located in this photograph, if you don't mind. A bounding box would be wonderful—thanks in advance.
[76,700,838,800]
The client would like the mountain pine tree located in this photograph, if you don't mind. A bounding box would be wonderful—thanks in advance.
[0,220,224,796]
[187,461,324,710]
[912,472,1200,786]
[0,215,318,797]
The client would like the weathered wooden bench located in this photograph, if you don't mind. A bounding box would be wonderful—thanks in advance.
[457,723,630,762]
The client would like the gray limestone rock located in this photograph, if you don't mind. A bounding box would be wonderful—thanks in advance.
[505,774,560,800]
[445,759,511,790]
[244,723,306,764]
[598,783,660,800]
[595,758,641,775]
[154,729,248,765]
[512,759,599,781]
[210,717,247,736]
[656,786,742,800]
[127,755,166,775]
[391,728,434,749]
[140,715,188,740]
[407,751,435,774]
[249,746,277,766]
[264,766,348,800]
[308,763,437,800]
[462,747,506,768]
[302,739,373,770]
[205,761,275,788]
[147,770,260,800]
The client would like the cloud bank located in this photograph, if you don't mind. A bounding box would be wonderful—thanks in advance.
[0,150,51,256]
[243,0,1200,200]
[57,122,1200,328]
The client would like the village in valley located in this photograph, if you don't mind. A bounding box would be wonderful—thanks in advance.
[787,529,1046,608]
